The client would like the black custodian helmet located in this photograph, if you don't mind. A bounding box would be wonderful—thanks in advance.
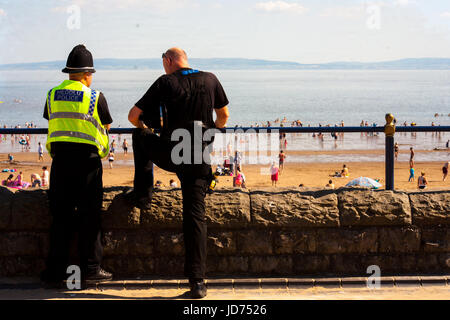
[62,44,96,74]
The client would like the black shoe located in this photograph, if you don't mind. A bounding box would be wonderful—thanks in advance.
[189,279,207,299]
[123,189,152,210]
[84,268,113,283]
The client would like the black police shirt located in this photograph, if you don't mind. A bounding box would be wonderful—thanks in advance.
[43,92,113,156]
[135,68,229,136]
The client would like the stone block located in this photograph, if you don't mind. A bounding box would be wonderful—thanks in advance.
[248,256,293,274]
[10,189,51,230]
[155,233,184,256]
[128,231,154,256]
[316,228,378,254]
[274,230,316,254]
[379,227,421,253]
[205,189,251,228]
[410,192,450,226]
[292,255,330,274]
[339,190,411,226]
[207,232,236,255]
[421,228,449,253]
[207,256,249,274]
[237,230,273,255]
[250,188,339,227]
[102,231,129,255]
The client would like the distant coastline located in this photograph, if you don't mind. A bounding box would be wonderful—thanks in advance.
[1,57,450,71]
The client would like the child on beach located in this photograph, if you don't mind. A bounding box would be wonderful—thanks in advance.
[270,162,279,187]
[418,172,428,190]
[108,151,115,169]
[278,150,286,173]
[38,142,44,162]
[42,166,49,187]
[325,180,335,189]
[31,173,42,188]
[408,163,415,182]
[122,139,128,156]
[443,162,449,182]
[110,140,116,153]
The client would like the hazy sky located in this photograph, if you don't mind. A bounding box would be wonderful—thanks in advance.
[0,0,449,64]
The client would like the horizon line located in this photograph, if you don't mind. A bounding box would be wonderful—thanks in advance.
[2,56,450,67]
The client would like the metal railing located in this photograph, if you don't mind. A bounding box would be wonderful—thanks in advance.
[1,114,450,190]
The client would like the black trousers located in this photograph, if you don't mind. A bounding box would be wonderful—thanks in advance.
[132,128,210,279]
[45,150,103,279]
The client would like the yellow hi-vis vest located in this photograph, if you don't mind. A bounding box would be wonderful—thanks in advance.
[46,80,110,158]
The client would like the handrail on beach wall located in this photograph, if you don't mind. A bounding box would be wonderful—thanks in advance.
[1,114,450,191]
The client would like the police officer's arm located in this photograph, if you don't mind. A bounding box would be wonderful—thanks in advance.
[128,106,146,128]
[214,105,229,129]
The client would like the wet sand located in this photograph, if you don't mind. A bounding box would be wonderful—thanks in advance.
[1,151,449,191]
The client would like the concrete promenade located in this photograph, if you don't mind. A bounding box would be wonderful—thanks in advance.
[1,276,449,300]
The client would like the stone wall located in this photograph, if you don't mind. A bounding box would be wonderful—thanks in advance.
[0,186,449,277]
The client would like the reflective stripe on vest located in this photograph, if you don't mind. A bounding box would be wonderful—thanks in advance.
[49,112,106,135]
[50,130,108,155]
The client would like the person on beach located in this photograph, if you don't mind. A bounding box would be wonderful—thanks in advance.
[42,166,49,187]
[126,47,229,299]
[325,180,335,189]
[234,168,244,188]
[169,179,178,188]
[271,162,279,187]
[38,142,44,162]
[13,171,23,186]
[408,165,415,182]
[278,150,286,173]
[40,45,113,287]
[8,153,13,164]
[234,150,242,175]
[409,147,415,167]
[394,142,399,161]
[31,173,42,188]
[108,151,114,169]
[110,140,116,153]
[341,164,349,178]
[2,174,14,187]
[122,139,128,156]
[443,162,449,182]
[408,162,414,182]
[418,171,428,190]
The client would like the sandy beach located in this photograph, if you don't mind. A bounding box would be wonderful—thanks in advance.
[1,150,449,191]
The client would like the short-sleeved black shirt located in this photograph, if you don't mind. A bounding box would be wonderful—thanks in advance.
[43,91,113,156]
[135,68,228,136]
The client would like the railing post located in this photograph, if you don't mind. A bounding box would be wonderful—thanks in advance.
[384,113,396,190]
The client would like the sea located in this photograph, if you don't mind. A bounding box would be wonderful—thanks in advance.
[0,69,449,163]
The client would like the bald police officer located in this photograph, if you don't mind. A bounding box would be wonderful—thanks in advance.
[128,47,229,298]
[40,45,113,287]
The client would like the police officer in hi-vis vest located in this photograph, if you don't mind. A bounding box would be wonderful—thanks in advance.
[40,45,113,286]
